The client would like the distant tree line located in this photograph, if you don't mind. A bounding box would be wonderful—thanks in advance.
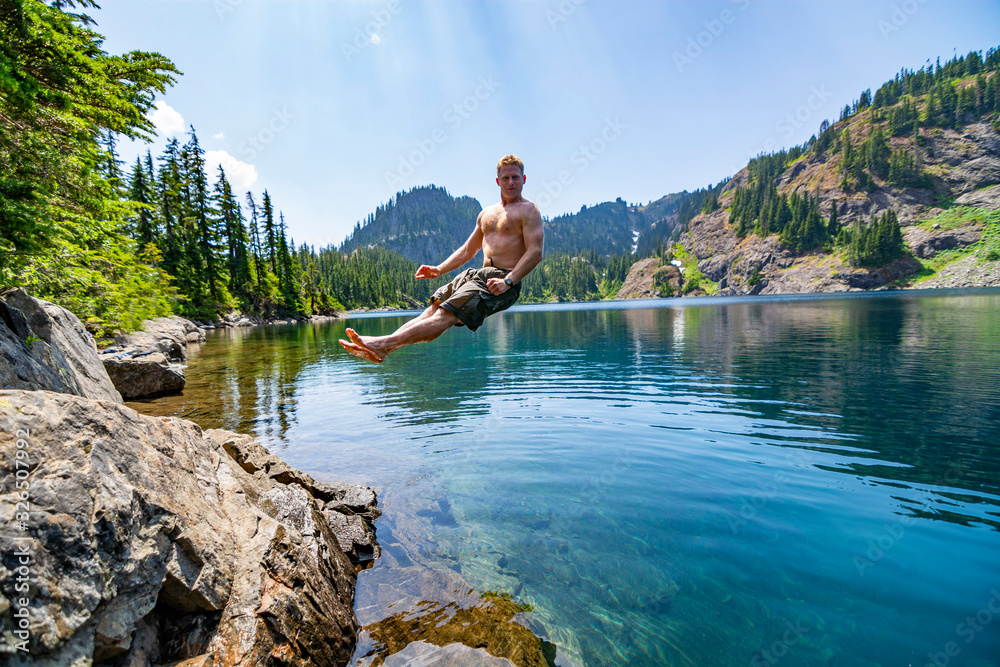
[518,250,635,302]
[123,131,341,320]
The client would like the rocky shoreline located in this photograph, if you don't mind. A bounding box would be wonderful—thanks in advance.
[0,291,379,665]
[96,312,343,402]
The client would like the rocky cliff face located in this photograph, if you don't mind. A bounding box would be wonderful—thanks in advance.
[677,120,1000,296]
[0,294,379,666]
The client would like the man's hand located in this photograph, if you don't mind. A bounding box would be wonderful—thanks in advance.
[415,265,441,280]
[486,278,510,295]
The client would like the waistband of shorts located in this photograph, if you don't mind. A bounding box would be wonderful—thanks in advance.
[477,266,512,277]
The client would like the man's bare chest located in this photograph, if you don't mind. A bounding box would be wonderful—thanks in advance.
[481,210,521,235]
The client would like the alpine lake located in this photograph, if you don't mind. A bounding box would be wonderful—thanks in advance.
[129,288,1000,667]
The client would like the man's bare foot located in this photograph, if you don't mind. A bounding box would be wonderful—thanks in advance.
[339,338,385,364]
[345,328,365,347]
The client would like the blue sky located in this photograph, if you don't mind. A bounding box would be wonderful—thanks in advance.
[97,0,1000,249]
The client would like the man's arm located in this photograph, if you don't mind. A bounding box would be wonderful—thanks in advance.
[504,204,544,285]
[415,215,484,279]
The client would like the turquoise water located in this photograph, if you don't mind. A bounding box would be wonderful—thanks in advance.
[134,290,1000,666]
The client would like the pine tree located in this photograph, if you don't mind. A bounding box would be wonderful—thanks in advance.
[101,130,124,194]
[936,81,958,126]
[985,72,999,112]
[975,73,987,112]
[128,154,158,250]
[246,191,265,290]
[0,0,177,328]
[157,138,184,281]
[183,126,226,308]
[214,167,255,306]
[827,201,840,240]
[848,209,906,266]
[277,212,298,311]
[864,126,890,178]
[840,129,859,188]
[261,190,277,275]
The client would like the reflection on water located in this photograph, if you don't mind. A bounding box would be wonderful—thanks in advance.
[131,290,1000,666]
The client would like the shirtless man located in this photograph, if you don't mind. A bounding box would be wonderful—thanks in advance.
[339,154,544,363]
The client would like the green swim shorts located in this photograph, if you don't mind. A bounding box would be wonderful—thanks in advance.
[430,267,522,331]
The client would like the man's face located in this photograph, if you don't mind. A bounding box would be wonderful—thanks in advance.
[497,165,524,198]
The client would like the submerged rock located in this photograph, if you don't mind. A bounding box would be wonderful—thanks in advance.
[361,590,554,667]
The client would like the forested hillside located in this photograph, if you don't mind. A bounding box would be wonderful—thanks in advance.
[678,46,1000,296]
[345,47,1000,301]
[339,185,482,266]
[1,1,347,331]
[1,0,179,334]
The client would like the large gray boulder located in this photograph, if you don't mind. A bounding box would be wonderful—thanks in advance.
[99,316,209,400]
[0,390,378,666]
[111,317,206,363]
[0,289,122,404]
[204,429,381,567]
[102,358,186,401]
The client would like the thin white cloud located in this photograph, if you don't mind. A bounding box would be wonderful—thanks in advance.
[147,100,185,138]
[213,131,226,140]
[205,150,258,191]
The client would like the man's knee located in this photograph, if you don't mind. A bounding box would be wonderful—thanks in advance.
[431,306,457,321]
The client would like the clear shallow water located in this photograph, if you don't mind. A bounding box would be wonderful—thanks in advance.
[132,290,1000,666]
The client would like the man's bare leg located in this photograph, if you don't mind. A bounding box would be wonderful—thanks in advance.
[344,303,440,348]
[340,306,459,363]
[394,303,441,335]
